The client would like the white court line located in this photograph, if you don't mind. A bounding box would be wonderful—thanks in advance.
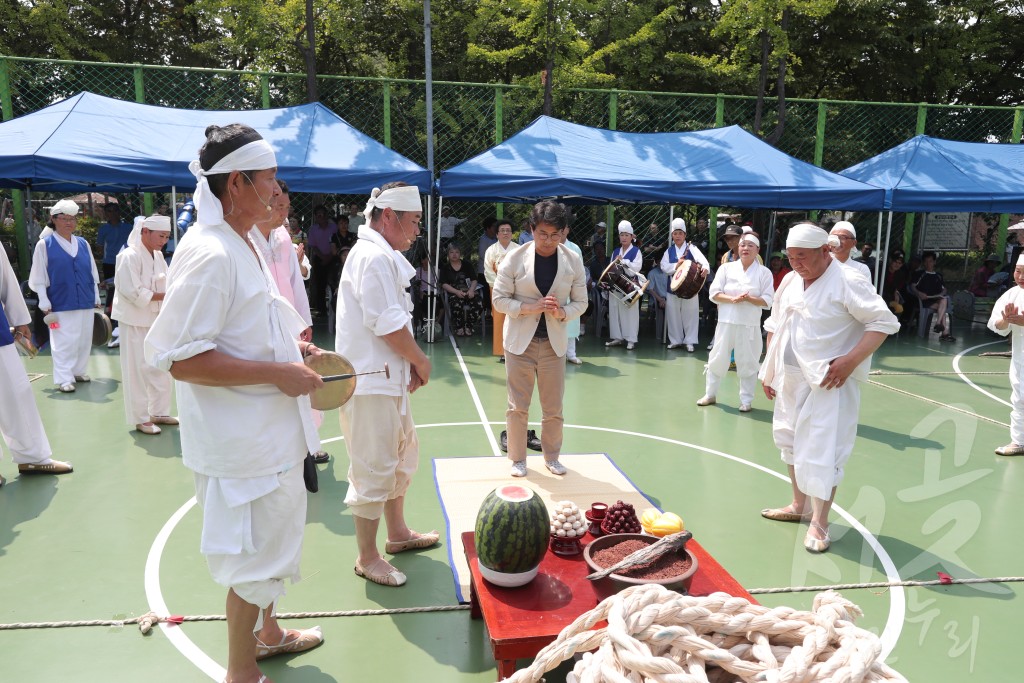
[144,496,224,681]
[447,334,500,456]
[952,341,1010,408]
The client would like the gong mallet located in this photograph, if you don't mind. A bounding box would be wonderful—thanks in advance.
[321,363,390,383]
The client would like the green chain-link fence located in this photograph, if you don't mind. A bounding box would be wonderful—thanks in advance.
[2,55,1023,278]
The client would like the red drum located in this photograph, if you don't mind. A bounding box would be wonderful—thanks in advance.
[670,260,706,299]
[599,260,649,307]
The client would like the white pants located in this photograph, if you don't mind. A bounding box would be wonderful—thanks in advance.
[0,344,53,464]
[666,294,699,345]
[193,464,307,610]
[340,394,419,520]
[119,323,172,425]
[1010,362,1024,445]
[608,296,639,343]
[566,336,578,360]
[48,308,92,385]
[772,366,860,500]
[706,322,762,405]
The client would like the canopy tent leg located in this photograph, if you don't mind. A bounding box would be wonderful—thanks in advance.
[874,212,883,291]
[880,212,894,296]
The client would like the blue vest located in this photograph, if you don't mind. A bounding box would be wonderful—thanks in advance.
[0,299,13,347]
[45,235,95,311]
[668,243,693,264]
[613,245,640,262]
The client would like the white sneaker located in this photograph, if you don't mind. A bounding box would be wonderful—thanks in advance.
[544,460,567,475]
[74,374,91,383]
[686,345,694,352]
[58,383,76,393]
[605,339,624,347]
[510,461,527,477]
[626,342,636,351]
[696,395,716,406]
[739,403,752,413]
[667,343,682,349]
[706,342,714,351]
[566,356,583,365]
[107,338,120,349]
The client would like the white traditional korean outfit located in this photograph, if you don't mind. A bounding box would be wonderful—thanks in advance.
[0,247,54,465]
[660,242,710,346]
[760,261,899,500]
[988,285,1024,444]
[705,259,774,406]
[111,229,172,425]
[145,220,318,609]
[608,245,643,343]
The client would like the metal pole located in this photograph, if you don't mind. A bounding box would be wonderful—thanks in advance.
[874,212,883,291]
[424,0,435,178]
[881,212,894,296]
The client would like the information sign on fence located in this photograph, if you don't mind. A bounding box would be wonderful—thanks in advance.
[921,212,971,251]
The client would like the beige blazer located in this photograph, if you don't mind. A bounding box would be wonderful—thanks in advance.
[492,242,588,356]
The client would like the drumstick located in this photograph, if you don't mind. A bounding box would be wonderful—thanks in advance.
[321,363,391,382]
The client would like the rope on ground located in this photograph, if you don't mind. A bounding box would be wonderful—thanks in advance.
[0,604,470,634]
[867,379,1010,427]
[978,351,1012,357]
[748,575,1024,595]
[505,583,907,683]
[869,370,1005,376]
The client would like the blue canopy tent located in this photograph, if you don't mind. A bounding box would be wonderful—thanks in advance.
[0,92,430,194]
[437,116,885,210]
[840,135,1024,284]
[840,135,1024,213]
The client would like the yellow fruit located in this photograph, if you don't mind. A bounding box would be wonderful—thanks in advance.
[650,512,685,537]
[640,508,661,529]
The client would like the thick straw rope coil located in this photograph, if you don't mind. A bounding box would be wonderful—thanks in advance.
[505,584,906,683]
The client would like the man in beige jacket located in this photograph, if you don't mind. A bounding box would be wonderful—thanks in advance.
[493,201,588,478]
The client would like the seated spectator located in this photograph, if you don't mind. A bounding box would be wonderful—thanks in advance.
[882,251,911,322]
[440,243,482,336]
[969,254,1001,297]
[911,251,955,342]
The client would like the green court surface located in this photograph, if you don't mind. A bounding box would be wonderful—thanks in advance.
[0,319,1019,682]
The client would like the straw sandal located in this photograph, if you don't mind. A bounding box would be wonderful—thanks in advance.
[354,558,407,587]
[255,626,323,661]
[760,504,811,523]
[386,530,440,554]
[995,443,1024,456]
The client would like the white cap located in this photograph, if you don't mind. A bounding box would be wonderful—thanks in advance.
[597,221,606,228]
[617,220,634,236]
[49,199,80,217]
[831,220,856,239]
[670,217,686,233]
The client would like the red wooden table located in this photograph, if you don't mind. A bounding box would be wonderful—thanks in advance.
[462,531,756,680]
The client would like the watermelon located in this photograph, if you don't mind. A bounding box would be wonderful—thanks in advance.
[474,484,549,587]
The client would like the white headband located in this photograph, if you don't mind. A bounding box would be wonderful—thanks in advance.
[187,139,277,227]
[787,224,829,249]
[740,234,760,248]
[364,185,422,220]
[143,215,172,232]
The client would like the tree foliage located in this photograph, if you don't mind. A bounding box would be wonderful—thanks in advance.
[2,1,1024,107]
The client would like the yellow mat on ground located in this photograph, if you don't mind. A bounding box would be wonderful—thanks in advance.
[433,453,656,602]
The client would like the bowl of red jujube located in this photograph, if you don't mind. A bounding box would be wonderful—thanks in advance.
[583,533,698,593]
[599,500,643,535]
